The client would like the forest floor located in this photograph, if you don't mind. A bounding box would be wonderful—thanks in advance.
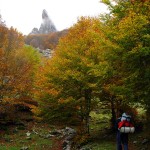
[0,112,149,150]
[0,121,63,150]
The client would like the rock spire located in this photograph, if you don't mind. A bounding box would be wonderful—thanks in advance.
[30,9,57,35]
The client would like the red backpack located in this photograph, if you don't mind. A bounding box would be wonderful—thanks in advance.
[118,113,135,133]
[118,120,134,129]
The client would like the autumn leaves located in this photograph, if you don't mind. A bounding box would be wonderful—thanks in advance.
[0,0,150,131]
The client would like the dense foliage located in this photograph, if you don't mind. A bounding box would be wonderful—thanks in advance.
[100,0,150,118]
[0,23,40,122]
[33,0,150,132]
[1,0,149,134]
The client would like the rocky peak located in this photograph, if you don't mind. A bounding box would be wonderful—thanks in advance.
[30,9,57,35]
[42,9,49,19]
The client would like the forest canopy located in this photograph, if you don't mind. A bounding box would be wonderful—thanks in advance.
[0,0,150,135]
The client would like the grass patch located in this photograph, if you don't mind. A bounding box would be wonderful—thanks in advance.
[1,110,149,150]
[0,122,54,150]
[77,110,116,149]
[0,146,19,150]
[84,141,116,150]
[89,111,111,136]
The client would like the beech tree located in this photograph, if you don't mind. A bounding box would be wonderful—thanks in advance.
[33,17,110,133]
[115,0,150,118]
[100,0,150,120]
[0,26,40,120]
[33,0,150,132]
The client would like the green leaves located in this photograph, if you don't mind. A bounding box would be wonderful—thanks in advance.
[32,0,150,126]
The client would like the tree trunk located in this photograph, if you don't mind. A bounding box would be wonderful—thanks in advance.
[110,96,116,131]
[84,89,92,135]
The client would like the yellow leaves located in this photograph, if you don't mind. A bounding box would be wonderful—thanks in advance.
[0,25,8,49]
[119,13,146,32]
[58,98,65,104]
[58,97,74,105]
[0,25,40,121]
[31,16,119,122]
[31,104,42,119]
[113,2,149,43]
[33,62,61,103]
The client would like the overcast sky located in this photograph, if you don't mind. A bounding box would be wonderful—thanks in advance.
[0,0,108,35]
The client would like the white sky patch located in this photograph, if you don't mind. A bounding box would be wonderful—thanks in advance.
[0,0,108,35]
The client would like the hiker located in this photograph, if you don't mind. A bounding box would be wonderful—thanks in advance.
[115,110,134,150]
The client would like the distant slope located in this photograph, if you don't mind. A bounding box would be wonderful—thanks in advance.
[25,29,68,50]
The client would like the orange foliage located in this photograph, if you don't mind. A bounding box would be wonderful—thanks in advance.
[0,25,39,115]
